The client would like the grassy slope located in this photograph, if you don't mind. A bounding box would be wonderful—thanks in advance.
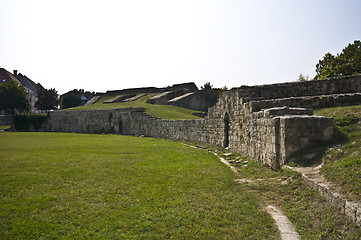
[195,145,361,239]
[0,132,277,239]
[66,94,204,120]
[315,105,361,202]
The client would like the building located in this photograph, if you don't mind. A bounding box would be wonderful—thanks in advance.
[0,68,44,113]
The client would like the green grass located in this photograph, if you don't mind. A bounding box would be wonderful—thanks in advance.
[2,132,360,239]
[315,105,361,201]
[66,94,204,120]
[0,125,10,130]
[194,145,361,239]
[0,132,277,240]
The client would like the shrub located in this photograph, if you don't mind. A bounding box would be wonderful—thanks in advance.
[14,114,48,131]
[61,93,81,109]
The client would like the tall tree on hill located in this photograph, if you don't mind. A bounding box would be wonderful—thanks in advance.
[0,81,30,114]
[315,40,361,79]
[61,93,81,109]
[35,88,59,111]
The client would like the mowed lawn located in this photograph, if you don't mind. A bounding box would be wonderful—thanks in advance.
[0,132,277,239]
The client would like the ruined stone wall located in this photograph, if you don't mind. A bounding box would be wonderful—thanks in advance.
[278,115,334,165]
[39,108,210,144]
[236,74,361,101]
[205,88,334,168]
[169,90,217,111]
[0,115,13,125]
[38,75,361,169]
[249,93,361,112]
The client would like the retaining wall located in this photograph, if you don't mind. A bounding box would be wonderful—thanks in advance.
[39,104,333,169]
[236,74,361,101]
[0,115,13,125]
[38,75,361,169]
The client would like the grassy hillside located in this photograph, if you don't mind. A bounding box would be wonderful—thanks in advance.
[315,105,361,201]
[1,132,360,239]
[66,94,204,120]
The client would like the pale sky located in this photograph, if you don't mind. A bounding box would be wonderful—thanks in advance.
[1,0,360,94]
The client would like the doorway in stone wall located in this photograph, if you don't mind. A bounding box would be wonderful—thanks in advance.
[119,119,123,134]
[224,113,230,148]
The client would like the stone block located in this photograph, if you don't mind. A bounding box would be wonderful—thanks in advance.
[345,201,358,221]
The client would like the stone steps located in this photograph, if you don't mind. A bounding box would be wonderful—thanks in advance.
[85,96,101,105]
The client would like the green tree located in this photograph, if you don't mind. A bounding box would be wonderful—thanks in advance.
[0,81,30,114]
[35,88,59,111]
[338,40,361,76]
[297,74,310,82]
[61,93,81,109]
[201,82,213,90]
[315,40,361,79]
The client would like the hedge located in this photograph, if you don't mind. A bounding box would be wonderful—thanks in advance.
[14,114,48,131]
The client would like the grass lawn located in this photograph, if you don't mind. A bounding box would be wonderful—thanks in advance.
[1,132,360,239]
[315,105,361,201]
[194,145,361,240]
[66,94,204,120]
[0,132,277,239]
[0,125,10,130]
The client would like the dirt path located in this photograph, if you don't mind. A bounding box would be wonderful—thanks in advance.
[212,150,302,239]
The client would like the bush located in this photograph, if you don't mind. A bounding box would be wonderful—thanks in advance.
[61,94,81,109]
[14,114,48,131]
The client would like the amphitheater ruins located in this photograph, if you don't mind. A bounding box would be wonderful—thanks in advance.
[38,74,361,169]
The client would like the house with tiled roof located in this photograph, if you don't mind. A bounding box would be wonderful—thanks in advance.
[0,68,44,113]
[0,68,22,85]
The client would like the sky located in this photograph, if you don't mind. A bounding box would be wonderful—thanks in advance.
[1,0,360,94]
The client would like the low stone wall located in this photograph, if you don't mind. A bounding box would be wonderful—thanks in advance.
[0,115,13,125]
[40,75,361,170]
[249,93,361,112]
[300,174,361,226]
[106,87,165,96]
[168,90,217,111]
[39,106,333,169]
[236,74,361,101]
[278,115,334,166]
[39,108,208,144]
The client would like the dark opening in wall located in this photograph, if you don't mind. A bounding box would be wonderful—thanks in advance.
[119,119,123,134]
[224,113,230,148]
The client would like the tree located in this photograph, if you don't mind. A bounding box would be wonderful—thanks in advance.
[0,81,29,114]
[35,88,59,111]
[201,82,213,90]
[338,40,361,76]
[61,93,81,109]
[297,74,310,82]
[315,40,361,79]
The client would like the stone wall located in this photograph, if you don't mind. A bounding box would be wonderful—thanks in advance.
[168,90,217,111]
[39,108,208,144]
[300,173,361,226]
[39,105,333,170]
[0,115,13,125]
[249,93,361,112]
[236,74,361,101]
[205,90,334,168]
[38,75,361,169]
